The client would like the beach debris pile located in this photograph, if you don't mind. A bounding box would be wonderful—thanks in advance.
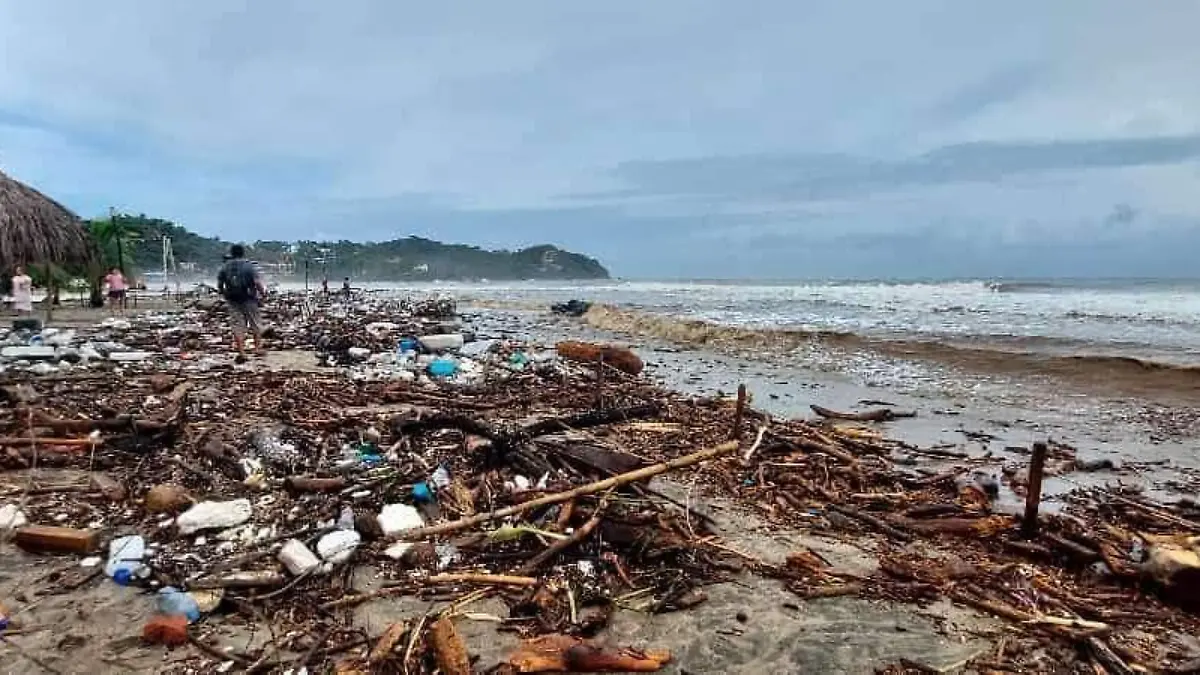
[0,293,1199,673]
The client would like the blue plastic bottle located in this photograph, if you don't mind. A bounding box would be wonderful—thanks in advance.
[156,587,201,623]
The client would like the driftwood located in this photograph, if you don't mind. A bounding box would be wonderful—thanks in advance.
[811,405,916,422]
[826,504,912,542]
[423,573,538,587]
[285,476,348,492]
[520,403,661,439]
[393,441,740,542]
[0,437,101,448]
[505,634,672,673]
[430,617,471,675]
[368,622,410,664]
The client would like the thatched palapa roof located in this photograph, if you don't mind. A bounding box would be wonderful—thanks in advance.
[0,169,95,273]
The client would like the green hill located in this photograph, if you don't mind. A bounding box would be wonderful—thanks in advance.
[97,213,610,281]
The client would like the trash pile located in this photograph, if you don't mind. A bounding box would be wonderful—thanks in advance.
[0,292,1199,673]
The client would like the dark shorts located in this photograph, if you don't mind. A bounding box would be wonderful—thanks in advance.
[108,289,126,300]
[228,300,262,336]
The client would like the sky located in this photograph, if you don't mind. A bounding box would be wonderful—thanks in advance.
[1,1,1198,279]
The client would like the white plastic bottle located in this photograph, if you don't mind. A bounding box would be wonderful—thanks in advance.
[104,535,146,585]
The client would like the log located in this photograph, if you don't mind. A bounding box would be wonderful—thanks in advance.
[1087,637,1136,675]
[797,583,863,599]
[826,504,912,542]
[733,384,747,439]
[555,341,645,376]
[390,412,504,442]
[286,476,348,492]
[791,437,859,465]
[368,622,409,664]
[0,437,101,448]
[506,634,672,673]
[190,572,286,589]
[424,573,538,588]
[517,509,605,575]
[520,403,661,439]
[14,525,99,554]
[392,441,740,541]
[28,409,172,434]
[1021,442,1048,538]
[810,405,916,422]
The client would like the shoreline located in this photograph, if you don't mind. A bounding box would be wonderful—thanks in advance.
[468,304,1200,499]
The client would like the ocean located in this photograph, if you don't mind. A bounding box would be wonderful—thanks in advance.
[278,278,1200,405]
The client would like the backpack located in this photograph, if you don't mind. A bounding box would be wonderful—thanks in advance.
[221,259,257,302]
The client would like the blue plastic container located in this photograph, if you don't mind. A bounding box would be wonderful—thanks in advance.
[428,358,458,377]
[412,482,434,504]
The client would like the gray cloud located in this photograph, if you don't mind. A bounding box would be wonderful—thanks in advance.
[603,134,1200,204]
[0,1,1198,278]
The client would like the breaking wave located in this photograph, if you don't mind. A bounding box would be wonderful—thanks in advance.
[580,304,1200,393]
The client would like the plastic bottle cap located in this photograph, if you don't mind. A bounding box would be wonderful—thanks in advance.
[112,568,132,585]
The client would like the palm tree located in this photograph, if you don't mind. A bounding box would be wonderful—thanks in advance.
[86,211,140,305]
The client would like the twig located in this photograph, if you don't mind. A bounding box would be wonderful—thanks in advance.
[741,425,769,462]
[517,505,606,575]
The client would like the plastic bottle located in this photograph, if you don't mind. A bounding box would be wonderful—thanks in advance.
[428,358,458,378]
[430,465,451,490]
[156,586,201,623]
[278,539,321,576]
[104,535,146,585]
[412,482,434,504]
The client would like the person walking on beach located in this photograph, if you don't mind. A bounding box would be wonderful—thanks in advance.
[321,277,329,297]
[104,267,128,313]
[342,277,351,301]
[217,244,267,362]
[10,266,32,315]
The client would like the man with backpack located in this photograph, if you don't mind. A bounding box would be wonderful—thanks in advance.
[217,244,267,361]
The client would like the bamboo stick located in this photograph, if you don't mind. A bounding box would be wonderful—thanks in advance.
[391,441,740,541]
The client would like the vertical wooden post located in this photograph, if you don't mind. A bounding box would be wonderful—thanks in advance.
[1021,441,1048,538]
[732,384,747,439]
[594,355,605,410]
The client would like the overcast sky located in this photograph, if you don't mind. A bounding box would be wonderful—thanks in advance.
[1,1,1198,278]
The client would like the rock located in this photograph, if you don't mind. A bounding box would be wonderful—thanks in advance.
[145,484,193,514]
[1143,535,1200,606]
[316,530,361,564]
[148,374,176,393]
[419,334,465,352]
[90,473,127,502]
[400,542,439,570]
[0,504,28,530]
[377,504,424,537]
[175,499,252,535]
